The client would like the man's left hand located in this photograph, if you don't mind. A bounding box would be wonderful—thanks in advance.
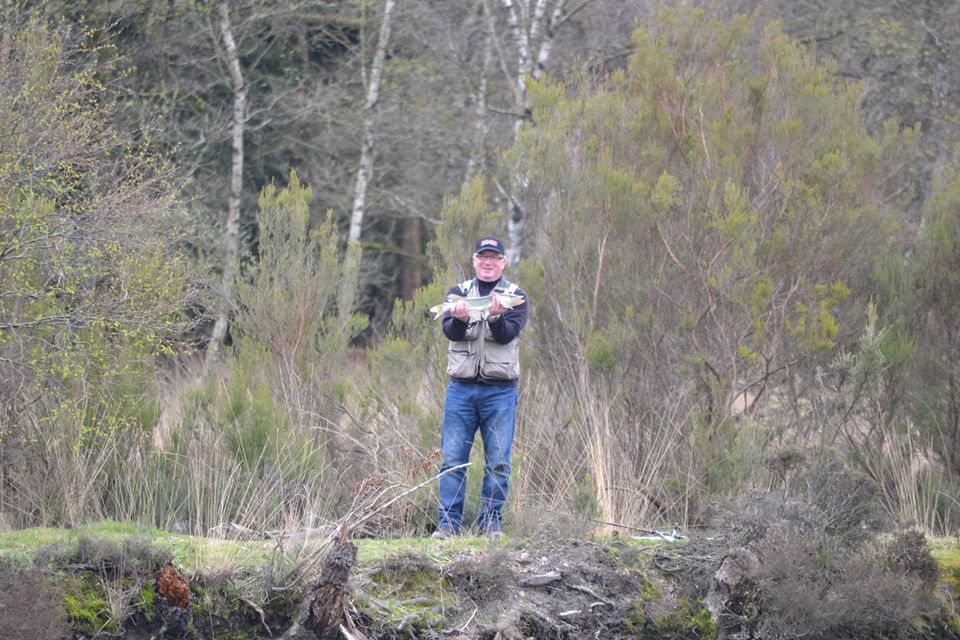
[489,294,506,316]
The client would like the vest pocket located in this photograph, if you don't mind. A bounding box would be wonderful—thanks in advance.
[446,343,477,379]
[480,340,519,380]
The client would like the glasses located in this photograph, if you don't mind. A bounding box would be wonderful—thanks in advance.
[474,253,505,262]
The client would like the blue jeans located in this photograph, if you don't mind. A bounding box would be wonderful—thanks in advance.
[437,380,517,532]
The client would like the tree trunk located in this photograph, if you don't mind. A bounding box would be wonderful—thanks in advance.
[497,0,572,264]
[282,536,364,640]
[398,216,421,301]
[464,4,493,185]
[207,0,245,364]
[339,0,397,326]
[0,0,12,68]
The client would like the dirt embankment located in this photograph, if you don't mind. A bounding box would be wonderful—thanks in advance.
[3,525,958,640]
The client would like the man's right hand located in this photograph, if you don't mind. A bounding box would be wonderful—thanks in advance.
[451,300,469,321]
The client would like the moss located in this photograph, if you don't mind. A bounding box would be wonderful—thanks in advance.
[937,551,960,599]
[61,575,111,633]
[622,600,648,634]
[353,554,451,635]
[652,597,717,640]
[140,581,157,622]
[640,577,662,600]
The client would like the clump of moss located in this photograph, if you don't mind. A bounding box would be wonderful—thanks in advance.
[652,597,717,640]
[62,574,111,634]
[640,577,662,600]
[622,600,648,634]
[938,552,960,599]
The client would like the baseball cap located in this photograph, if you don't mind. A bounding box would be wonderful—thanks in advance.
[474,236,505,256]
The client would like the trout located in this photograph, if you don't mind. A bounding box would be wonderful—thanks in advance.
[429,292,525,321]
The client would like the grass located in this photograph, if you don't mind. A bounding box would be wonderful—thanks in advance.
[0,520,277,572]
[2,520,953,573]
[930,538,960,595]
[0,520,511,583]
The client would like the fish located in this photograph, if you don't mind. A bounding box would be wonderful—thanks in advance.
[429,292,526,321]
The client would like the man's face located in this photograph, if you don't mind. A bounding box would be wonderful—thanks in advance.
[473,251,506,282]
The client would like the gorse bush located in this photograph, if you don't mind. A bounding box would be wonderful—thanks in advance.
[489,5,927,527]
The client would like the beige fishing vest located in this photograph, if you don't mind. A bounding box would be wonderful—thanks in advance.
[446,278,521,381]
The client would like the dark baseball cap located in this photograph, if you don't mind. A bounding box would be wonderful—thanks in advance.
[474,236,505,256]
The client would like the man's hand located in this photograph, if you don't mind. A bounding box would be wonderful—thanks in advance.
[451,299,470,321]
[489,294,506,316]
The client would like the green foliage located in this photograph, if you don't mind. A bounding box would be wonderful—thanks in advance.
[0,16,192,527]
[0,18,186,391]
[907,156,960,474]
[652,597,717,640]
[429,176,503,285]
[585,331,618,373]
[234,171,367,369]
[513,5,911,391]
[569,473,601,520]
[62,575,110,633]
[498,5,919,518]
[223,363,284,470]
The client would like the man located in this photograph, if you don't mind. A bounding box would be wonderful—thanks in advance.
[433,236,529,539]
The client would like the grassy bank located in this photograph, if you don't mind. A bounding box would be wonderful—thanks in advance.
[0,521,958,639]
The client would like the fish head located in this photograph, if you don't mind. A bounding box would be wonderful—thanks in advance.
[498,292,526,309]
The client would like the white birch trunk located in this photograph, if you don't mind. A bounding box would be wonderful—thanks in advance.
[499,0,571,264]
[500,0,531,139]
[533,1,567,80]
[207,0,245,363]
[339,0,397,325]
[464,4,494,185]
[348,0,396,245]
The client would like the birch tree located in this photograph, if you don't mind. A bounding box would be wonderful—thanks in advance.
[338,0,398,327]
[492,0,581,263]
[207,0,246,363]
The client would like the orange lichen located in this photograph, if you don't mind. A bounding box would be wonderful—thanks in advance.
[157,563,190,608]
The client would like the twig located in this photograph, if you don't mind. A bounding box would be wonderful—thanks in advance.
[569,583,609,604]
[519,570,562,587]
[348,462,471,536]
[239,596,272,637]
[340,624,363,640]
[459,606,478,632]
[588,516,687,539]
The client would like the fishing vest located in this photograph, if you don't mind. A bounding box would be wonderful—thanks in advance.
[446,278,521,381]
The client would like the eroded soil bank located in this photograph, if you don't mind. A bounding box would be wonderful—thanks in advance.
[2,527,959,640]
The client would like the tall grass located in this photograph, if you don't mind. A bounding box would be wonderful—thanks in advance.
[875,424,959,536]
[3,310,960,542]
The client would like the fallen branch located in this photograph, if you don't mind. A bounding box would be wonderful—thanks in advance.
[347,462,471,537]
[277,462,473,590]
[518,570,562,587]
[239,595,272,637]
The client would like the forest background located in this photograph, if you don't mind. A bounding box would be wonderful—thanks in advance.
[1,0,959,542]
